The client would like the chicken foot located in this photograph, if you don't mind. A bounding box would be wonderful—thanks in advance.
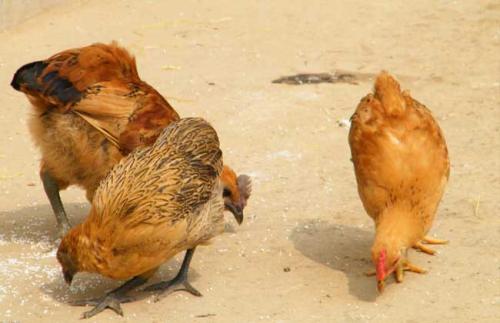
[144,248,202,302]
[365,259,426,282]
[72,276,147,319]
[364,270,376,276]
[413,236,448,255]
[394,259,426,283]
[41,170,71,237]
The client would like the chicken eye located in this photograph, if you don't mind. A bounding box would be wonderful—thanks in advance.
[223,188,231,197]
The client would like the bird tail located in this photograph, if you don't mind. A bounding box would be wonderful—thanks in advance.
[373,71,406,115]
[11,61,47,92]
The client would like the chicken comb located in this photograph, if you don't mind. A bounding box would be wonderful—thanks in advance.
[237,174,252,208]
[376,249,387,280]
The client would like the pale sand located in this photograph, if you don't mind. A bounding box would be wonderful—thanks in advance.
[0,0,499,322]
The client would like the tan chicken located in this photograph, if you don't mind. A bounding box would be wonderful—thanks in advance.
[348,71,449,292]
[11,42,249,235]
[58,118,237,318]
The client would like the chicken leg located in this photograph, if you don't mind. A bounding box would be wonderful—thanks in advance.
[72,276,147,319]
[413,236,448,255]
[40,170,71,237]
[144,248,202,302]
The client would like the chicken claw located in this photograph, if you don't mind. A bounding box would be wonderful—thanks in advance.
[413,242,436,255]
[422,236,448,244]
[71,276,146,319]
[75,294,129,319]
[364,270,376,277]
[413,236,448,255]
[144,248,202,302]
[394,259,426,283]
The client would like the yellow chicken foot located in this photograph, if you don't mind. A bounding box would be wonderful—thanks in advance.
[394,259,427,283]
[413,236,448,255]
[144,248,202,302]
[413,241,437,255]
[364,270,376,277]
[422,236,448,244]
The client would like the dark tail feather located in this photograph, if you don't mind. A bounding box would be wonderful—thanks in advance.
[11,61,48,92]
[11,61,81,105]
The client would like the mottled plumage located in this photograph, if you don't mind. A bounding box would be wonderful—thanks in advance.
[11,42,250,236]
[58,118,224,280]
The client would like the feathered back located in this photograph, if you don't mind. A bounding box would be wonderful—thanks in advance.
[60,118,225,279]
[92,117,223,228]
[156,117,223,175]
[11,42,180,153]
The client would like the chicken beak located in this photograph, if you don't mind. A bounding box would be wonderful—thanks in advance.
[377,279,385,293]
[225,202,243,225]
[63,270,74,285]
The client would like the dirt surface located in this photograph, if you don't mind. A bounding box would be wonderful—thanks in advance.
[0,0,499,322]
[0,0,67,31]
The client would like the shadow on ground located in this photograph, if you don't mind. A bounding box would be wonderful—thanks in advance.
[0,203,89,244]
[0,203,230,307]
[290,219,379,302]
[39,252,202,308]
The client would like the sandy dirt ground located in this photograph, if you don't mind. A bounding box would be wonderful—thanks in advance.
[0,0,499,322]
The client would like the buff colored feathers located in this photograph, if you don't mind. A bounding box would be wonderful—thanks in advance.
[349,71,449,292]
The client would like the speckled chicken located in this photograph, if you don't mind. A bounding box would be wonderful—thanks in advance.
[57,118,237,318]
[348,72,449,292]
[11,42,250,236]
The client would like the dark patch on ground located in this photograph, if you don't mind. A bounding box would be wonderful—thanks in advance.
[272,71,363,85]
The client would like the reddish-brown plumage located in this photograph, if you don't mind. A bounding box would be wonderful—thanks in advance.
[11,42,251,234]
[12,42,180,198]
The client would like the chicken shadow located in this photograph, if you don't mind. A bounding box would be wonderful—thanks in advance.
[290,219,378,302]
[0,202,89,245]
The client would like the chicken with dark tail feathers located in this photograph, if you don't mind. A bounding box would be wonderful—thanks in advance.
[11,42,250,236]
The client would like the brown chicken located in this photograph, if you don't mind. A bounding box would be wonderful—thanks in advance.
[348,71,449,292]
[58,118,235,318]
[11,42,249,235]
